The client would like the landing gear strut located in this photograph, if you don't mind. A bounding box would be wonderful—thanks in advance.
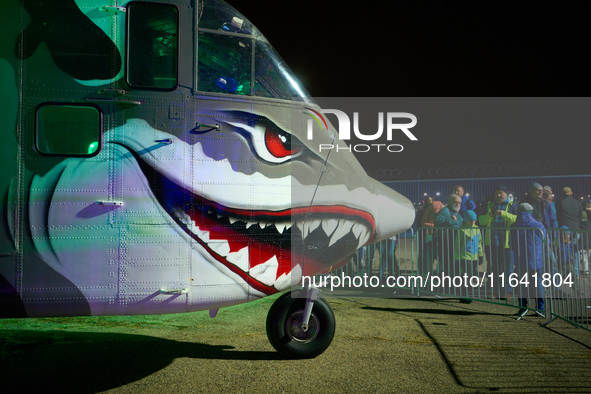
[266,288,336,359]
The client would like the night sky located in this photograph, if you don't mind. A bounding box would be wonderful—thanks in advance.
[228,1,591,173]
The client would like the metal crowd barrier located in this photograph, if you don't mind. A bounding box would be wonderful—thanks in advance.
[543,228,591,330]
[326,226,591,332]
[327,229,415,292]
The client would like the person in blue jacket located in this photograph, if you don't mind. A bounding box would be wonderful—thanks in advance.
[554,225,580,273]
[510,203,546,316]
[454,185,476,215]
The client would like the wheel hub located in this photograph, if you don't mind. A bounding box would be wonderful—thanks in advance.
[285,310,320,343]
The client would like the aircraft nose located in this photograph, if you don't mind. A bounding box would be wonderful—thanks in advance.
[372,181,415,242]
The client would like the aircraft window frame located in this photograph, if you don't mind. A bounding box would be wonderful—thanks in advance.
[253,40,309,101]
[35,103,103,158]
[125,1,180,91]
[195,26,312,101]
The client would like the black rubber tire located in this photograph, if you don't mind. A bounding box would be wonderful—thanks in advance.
[266,290,336,359]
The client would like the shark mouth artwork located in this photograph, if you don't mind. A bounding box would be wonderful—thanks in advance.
[132,146,376,296]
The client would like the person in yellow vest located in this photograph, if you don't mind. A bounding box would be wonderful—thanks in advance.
[478,185,517,299]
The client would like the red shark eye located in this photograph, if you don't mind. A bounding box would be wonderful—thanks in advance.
[264,127,299,158]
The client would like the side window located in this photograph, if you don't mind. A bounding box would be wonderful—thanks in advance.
[35,104,102,157]
[197,32,252,95]
[126,2,179,90]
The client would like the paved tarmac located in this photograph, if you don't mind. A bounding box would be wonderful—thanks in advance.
[1,295,591,393]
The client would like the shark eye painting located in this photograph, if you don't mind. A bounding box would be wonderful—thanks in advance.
[264,126,298,159]
[250,122,300,163]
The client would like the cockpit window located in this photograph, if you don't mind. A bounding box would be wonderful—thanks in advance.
[254,40,309,101]
[126,2,179,90]
[197,32,252,95]
[197,0,312,102]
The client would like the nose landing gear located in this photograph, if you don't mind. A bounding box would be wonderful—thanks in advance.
[266,288,336,359]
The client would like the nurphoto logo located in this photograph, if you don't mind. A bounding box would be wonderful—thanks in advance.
[304,107,417,153]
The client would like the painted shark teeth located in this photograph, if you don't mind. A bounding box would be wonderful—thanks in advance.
[303,219,321,238]
[208,240,230,256]
[259,221,273,229]
[178,205,371,252]
[329,219,354,247]
[249,255,279,287]
[292,217,371,250]
[171,204,371,290]
[359,230,370,248]
[275,221,290,234]
[274,264,302,290]
[353,223,371,248]
[174,209,192,226]
[295,220,305,235]
[352,222,364,239]
[226,246,249,271]
[321,218,339,237]
[197,228,210,242]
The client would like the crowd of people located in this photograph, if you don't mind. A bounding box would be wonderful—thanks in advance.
[416,183,591,312]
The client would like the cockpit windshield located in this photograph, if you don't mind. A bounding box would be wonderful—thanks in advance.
[197,0,312,102]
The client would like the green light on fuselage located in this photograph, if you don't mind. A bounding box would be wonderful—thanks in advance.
[88,142,98,155]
